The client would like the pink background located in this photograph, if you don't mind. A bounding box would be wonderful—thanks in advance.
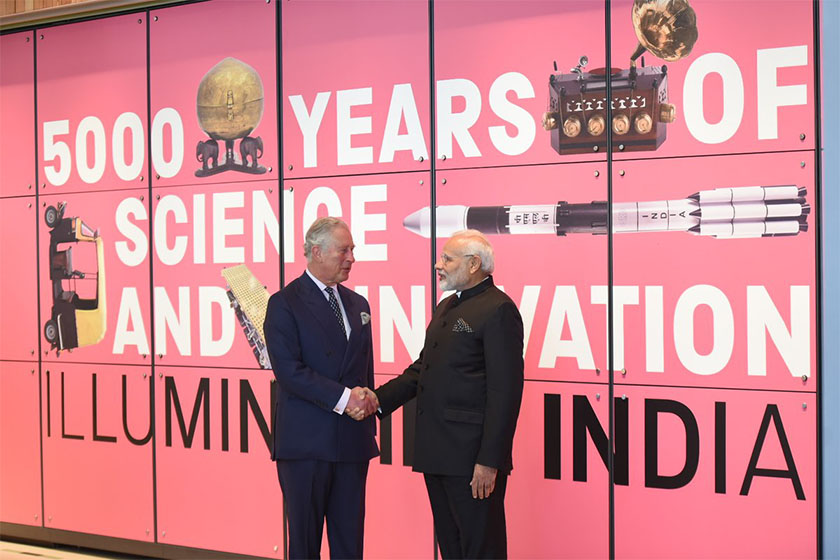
[434,0,606,169]
[282,0,431,178]
[0,197,39,361]
[609,0,816,160]
[0,0,822,558]
[37,15,148,194]
[0,361,42,526]
[506,381,610,559]
[151,180,280,368]
[614,386,817,558]
[0,32,35,198]
[364,373,437,559]
[150,0,278,188]
[613,151,817,392]
[41,362,154,540]
[154,366,283,556]
[38,190,152,365]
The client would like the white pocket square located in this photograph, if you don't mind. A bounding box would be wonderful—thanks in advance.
[360,311,371,325]
[453,317,473,333]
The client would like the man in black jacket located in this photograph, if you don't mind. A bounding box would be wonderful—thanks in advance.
[374,229,524,559]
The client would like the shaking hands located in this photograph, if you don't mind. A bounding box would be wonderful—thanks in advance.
[345,387,379,421]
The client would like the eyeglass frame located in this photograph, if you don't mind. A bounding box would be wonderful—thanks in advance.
[438,253,476,265]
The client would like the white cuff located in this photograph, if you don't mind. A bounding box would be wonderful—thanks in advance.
[333,387,352,414]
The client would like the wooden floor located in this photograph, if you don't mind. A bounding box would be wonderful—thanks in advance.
[0,540,144,560]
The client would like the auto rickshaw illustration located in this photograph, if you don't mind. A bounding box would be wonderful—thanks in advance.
[43,202,106,355]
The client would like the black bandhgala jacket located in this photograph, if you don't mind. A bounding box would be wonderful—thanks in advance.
[376,276,524,476]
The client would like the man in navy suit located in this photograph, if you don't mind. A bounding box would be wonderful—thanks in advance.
[264,217,379,559]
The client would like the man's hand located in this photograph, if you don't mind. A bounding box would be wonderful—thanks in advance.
[470,464,498,499]
[345,387,379,421]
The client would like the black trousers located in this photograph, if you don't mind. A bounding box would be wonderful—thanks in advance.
[424,472,509,559]
[276,459,369,560]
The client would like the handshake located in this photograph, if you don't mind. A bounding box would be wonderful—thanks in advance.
[345,387,379,421]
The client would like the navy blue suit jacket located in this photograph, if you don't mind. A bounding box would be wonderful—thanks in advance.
[264,272,379,463]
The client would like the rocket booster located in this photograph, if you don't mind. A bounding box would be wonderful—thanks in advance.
[403,185,809,239]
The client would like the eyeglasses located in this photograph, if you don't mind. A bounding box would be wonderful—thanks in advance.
[438,253,475,265]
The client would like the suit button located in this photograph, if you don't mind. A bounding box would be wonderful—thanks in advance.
[441,321,447,326]
[432,341,438,348]
[423,363,429,370]
[326,350,332,356]
[418,408,424,415]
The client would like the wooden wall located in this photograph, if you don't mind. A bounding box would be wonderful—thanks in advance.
[0,0,96,17]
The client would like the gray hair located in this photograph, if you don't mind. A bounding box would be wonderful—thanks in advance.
[451,229,495,274]
[304,217,350,261]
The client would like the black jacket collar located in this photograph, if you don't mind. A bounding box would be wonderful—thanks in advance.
[456,275,493,305]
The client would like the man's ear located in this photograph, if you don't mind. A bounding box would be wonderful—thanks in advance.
[311,244,322,262]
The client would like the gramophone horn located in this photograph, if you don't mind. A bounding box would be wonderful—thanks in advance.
[630,0,698,65]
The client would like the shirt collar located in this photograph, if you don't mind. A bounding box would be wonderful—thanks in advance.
[306,268,335,294]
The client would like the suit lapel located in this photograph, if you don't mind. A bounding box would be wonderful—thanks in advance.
[340,285,362,345]
[337,284,363,373]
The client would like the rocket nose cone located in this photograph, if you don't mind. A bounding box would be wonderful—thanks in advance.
[403,205,469,238]
[403,207,431,237]
[435,205,469,237]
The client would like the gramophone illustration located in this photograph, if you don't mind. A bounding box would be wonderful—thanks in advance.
[542,0,698,154]
[195,57,267,177]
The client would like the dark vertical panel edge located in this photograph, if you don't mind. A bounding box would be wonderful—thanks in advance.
[276,0,284,291]
[33,25,45,530]
[275,2,287,558]
[604,1,615,559]
[812,0,823,557]
[428,2,438,558]
[145,8,158,545]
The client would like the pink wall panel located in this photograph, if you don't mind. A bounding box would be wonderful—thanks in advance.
[608,0,815,160]
[0,361,42,526]
[38,190,151,365]
[612,151,816,392]
[434,163,609,384]
[434,0,606,169]
[282,0,431,178]
[282,172,432,375]
[41,362,154,539]
[153,366,283,557]
[507,381,610,559]
[151,180,280,368]
[0,198,39,360]
[150,0,278,188]
[365,373,436,559]
[614,385,816,558]
[0,32,35,198]
[37,15,147,194]
[0,0,823,558]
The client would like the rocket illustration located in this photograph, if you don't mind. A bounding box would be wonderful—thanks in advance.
[403,185,809,240]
